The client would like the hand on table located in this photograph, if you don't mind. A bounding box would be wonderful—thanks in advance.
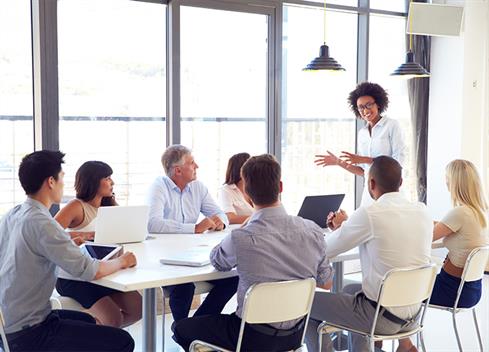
[119,252,137,269]
[195,217,218,234]
[210,215,225,231]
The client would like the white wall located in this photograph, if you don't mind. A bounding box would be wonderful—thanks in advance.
[427,0,489,219]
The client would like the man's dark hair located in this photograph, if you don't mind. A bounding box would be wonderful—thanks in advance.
[241,154,280,206]
[369,156,402,193]
[75,161,115,206]
[224,152,250,185]
[18,150,65,195]
[347,82,389,118]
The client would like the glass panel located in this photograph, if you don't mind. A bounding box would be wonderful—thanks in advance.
[282,5,358,214]
[370,0,406,13]
[295,1,358,7]
[369,14,416,201]
[58,0,166,205]
[180,6,268,197]
[0,0,33,218]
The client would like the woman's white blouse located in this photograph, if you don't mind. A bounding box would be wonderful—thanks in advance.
[357,116,407,206]
[217,184,254,216]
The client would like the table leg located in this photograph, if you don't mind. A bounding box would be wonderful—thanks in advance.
[332,261,344,293]
[143,288,157,352]
[332,262,348,351]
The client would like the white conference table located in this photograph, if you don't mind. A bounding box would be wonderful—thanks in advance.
[92,231,236,352]
[90,230,360,352]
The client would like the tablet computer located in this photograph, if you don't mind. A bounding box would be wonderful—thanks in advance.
[160,248,211,267]
[297,194,345,228]
[80,243,121,261]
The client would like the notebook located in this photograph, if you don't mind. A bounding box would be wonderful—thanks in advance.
[297,194,345,228]
[94,205,149,244]
[160,248,211,267]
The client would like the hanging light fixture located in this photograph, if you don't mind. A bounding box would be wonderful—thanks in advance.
[303,0,345,72]
[391,0,430,78]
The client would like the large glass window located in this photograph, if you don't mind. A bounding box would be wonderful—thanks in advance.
[58,0,166,205]
[369,14,416,201]
[281,5,358,214]
[370,0,406,13]
[180,6,268,197]
[304,0,357,6]
[0,0,33,217]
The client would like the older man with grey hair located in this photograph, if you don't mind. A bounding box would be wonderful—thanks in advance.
[148,144,228,234]
[146,144,238,326]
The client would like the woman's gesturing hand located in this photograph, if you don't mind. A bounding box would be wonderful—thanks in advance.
[314,151,341,167]
[340,151,369,165]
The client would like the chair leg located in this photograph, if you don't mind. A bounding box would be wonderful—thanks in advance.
[318,329,323,351]
[452,312,463,352]
[419,331,427,352]
[472,308,484,352]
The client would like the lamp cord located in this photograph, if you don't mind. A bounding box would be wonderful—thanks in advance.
[409,0,413,51]
[323,0,327,44]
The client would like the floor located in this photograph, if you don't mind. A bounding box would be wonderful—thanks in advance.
[126,275,489,352]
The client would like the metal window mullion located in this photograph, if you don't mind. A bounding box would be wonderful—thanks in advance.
[269,4,282,160]
[354,0,369,209]
[166,0,181,146]
[31,0,59,152]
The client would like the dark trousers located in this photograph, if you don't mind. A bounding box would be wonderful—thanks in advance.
[4,310,134,352]
[174,313,303,352]
[165,276,239,322]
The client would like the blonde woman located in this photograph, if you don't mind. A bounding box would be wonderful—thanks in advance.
[399,159,489,352]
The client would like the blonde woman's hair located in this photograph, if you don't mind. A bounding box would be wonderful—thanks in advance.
[446,159,488,227]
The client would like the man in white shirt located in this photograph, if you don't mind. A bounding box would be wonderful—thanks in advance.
[305,156,433,352]
[146,145,237,325]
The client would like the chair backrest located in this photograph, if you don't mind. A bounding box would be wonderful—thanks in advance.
[461,246,489,283]
[235,278,316,352]
[241,278,316,324]
[378,263,437,308]
[0,307,10,352]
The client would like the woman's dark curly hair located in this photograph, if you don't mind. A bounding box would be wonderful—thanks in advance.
[347,82,389,118]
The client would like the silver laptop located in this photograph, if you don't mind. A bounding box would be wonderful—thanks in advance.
[160,248,211,267]
[94,205,149,244]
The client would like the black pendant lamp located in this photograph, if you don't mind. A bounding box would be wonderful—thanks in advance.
[391,51,430,78]
[303,1,345,72]
[391,1,430,78]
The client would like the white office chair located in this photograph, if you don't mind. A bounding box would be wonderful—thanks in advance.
[318,263,437,352]
[429,246,489,352]
[50,290,85,311]
[0,307,10,352]
[189,278,316,352]
[161,281,214,352]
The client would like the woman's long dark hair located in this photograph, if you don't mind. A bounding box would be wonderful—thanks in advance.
[224,153,251,185]
[75,161,115,206]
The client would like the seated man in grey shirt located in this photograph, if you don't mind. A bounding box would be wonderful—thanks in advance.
[0,151,137,352]
[173,154,334,351]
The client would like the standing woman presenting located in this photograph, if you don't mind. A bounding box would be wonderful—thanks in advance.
[315,82,407,206]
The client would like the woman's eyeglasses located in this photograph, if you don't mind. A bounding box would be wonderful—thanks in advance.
[357,102,376,111]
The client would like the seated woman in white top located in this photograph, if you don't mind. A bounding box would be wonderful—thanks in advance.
[399,159,489,352]
[55,161,142,328]
[218,152,254,224]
